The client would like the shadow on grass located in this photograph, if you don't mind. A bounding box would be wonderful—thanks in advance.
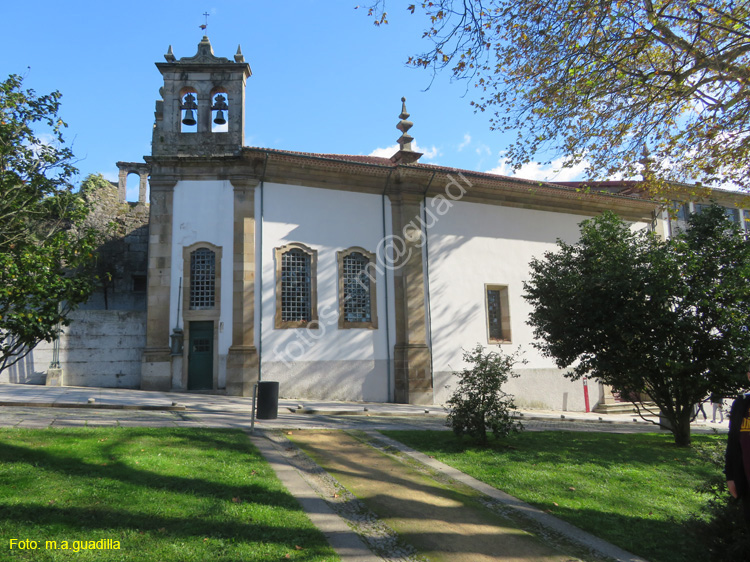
[0,428,334,557]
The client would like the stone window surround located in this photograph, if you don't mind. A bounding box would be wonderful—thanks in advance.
[337,246,378,330]
[485,283,512,344]
[274,242,319,329]
[181,242,223,390]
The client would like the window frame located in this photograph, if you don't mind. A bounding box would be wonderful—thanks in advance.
[485,284,511,344]
[337,247,378,330]
[274,242,318,329]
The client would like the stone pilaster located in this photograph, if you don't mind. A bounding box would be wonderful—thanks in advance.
[389,193,434,404]
[226,178,259,396]
[141,178,176,391]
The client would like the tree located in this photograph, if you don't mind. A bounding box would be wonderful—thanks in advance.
[523,207,750,446]
[0,74,97,374]
[446,344,525,444]
[362,1,750,195]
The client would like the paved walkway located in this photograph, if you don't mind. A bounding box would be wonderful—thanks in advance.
[0,382,729,433]
[0,383,729,561]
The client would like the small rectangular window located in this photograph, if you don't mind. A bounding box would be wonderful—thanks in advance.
[485,284,511,344]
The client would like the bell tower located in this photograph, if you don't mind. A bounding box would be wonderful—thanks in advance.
[152,36,252,156]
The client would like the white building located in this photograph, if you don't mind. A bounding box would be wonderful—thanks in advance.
[135,36,662,410]
[7,37,671,412]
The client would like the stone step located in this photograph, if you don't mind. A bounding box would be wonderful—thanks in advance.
[594,401,659,416]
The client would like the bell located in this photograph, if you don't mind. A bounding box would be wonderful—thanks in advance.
[182,109,196,126]
[213,110,226,125]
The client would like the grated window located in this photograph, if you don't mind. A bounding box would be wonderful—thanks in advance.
[281,249,311,322]
[342,253,371,323]
[487,289,503,340]
[190,248,216,310]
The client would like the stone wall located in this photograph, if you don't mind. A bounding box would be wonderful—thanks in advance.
[80,177,150,311]
[2,310,147,388]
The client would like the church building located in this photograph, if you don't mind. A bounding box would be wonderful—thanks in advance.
[137,36,658,409]
[5,37,670,412]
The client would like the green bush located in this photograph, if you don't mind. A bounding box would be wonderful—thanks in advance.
[684,440,750,561]
[445,344,524,444]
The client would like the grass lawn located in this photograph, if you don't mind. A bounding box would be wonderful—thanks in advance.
[0,427,339,562]
[382,429,724,562]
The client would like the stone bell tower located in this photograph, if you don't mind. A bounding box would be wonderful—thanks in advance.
[141,37,254,394]
[152,36,251,156]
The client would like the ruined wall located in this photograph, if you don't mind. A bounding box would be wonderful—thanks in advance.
[80,177,150,311]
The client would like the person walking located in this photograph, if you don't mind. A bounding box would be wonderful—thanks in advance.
[711,392,725,423]
[726,370,750,523]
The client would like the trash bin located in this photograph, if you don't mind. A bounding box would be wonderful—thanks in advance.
[256,381,279,420]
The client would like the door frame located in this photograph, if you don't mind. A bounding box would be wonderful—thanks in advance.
[181,242,223,391]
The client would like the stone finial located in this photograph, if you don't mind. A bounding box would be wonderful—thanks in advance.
[165,45,176,62]
[397,97,414,151]
[391,97,422,164]
[235,45,245,63]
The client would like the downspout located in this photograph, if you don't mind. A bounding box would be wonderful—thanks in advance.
[382,169,394,402]
[422,171,437,393]
[257,153,269,382]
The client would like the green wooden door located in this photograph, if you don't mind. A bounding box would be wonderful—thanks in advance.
[188,321,213,390]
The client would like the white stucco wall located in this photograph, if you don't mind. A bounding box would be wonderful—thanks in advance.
[171,180,235,387]
[258,182,395,402]
[426,199,649,411]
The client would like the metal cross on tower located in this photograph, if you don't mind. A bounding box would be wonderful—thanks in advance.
[200,12,210,31]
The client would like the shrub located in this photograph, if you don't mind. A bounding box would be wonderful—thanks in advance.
[683,440,750,561]
[445,344,525,444]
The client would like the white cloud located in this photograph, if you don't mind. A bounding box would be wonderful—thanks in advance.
[458,133,471,151]
[368,142,440,161]
[475,143,491,157]
[486,156,590,182]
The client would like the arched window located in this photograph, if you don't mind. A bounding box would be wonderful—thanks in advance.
[190,248,216,309]
[180,90,198,133]
[211,91,229,133]
[337,247,377,329]
[275,243,318,328]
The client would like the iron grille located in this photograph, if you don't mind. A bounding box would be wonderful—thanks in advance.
[281,249,311,322]
[487,289,502,340]
[190,248,216,310]
[343,252,371,323]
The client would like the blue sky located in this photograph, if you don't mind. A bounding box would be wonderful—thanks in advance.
[3,1,582,200]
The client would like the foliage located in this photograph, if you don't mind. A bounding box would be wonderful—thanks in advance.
[523,206,750,446]
[683,440,750,561]
[80,172,115,196]
[383,430,723,562]
[0,74,97,373]
[362,1,750,195]
[445,344,524,444]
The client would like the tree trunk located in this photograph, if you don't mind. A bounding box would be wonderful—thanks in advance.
[671,409,693,447]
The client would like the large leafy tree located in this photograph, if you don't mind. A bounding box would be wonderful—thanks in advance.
[0,74,97,374]
[523,207,750,446]
[362,1,750,195]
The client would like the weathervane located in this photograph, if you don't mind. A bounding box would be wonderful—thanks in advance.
[200,12,209,32]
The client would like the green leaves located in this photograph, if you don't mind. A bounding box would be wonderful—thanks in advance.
[524,208,750,445]
[446,344,525,444]
[0,74,97,373]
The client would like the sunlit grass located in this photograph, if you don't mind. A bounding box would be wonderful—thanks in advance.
[382,430,723,562]
[0,427,339,561]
